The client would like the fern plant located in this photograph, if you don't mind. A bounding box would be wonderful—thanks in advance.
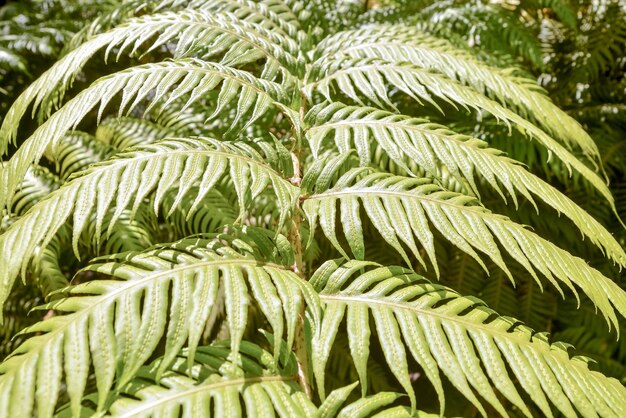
[0,0,625,416]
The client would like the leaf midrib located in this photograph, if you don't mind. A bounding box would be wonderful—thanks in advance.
[103,60,283,102]
[305,61,436,88]
[319,292,587,366]
[307,117,495,153]
[337,40,501,80]
[0,258,290,375]
[68,147,293,189]
[115,374,295,417]
[305,185,495,219]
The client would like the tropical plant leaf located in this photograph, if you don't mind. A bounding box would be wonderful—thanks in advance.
[98,341,317,418]
[302,169,626,329]
[96,116,180,151]
[163,188,238,238]
[416,1,546,67]
[1,1,624,416]
[309,259,626,418]
[3,164,60,216]
[0,283,44,361]
[152,0,304,38]
[45,131,112,181]
[0,58,286,210]
[305,103,626,266]
[0,236,319,417]
[0,46,27,73]
[313,25,600,160]
[0,137,298,316]
[304,57,614,208]
[0,7,300,143]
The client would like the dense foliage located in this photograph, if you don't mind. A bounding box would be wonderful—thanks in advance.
[0,0,625,416]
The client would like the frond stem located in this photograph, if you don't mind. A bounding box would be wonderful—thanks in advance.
[290,83,312,399]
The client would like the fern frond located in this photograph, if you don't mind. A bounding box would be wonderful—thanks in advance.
[150,99,209,135]
[309,259,626,417]
[0,164,69,297]
[561,1,626,83]
[0,58,286,209]
[0,236,319,416]
[302,169,626,329]
[304,58,615,208]
[45,131,112,181]
[0,46,27,73]
[163,188,238,237]
[150,0,304,38]
[0,283,43,361]
[81,207,157,255]
[418,1,545,67]
[99,341,315,417]
[179,0,303,38]
[342,396,438,418]
[358,0,431,25]
[537,0,578,29]
[317,371,438,417]
[0,1,624,415]
[317,330,400,400]
[0,8,299,151]
[326,388,437,418]
[0,137,298,316]
[0,31,61,58]
[297,0,365,35]
[4,164,60,216]
[305,103,626,266]
[435,245,559,332]
[313,25,601,160]
[96,116,179,151]
[570,103,626,174]
[31,226,71,299]
[555,298,626,382]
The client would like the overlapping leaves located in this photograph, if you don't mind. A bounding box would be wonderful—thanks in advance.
[305,103,626,267]
[0,0,624,417]
[302,166,626,329]
[0,235,319,417]
[0,137,297,314]
[0,58,287,212]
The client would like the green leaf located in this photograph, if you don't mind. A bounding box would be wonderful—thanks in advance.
[0,237,319,416]
[310,260,626,418]
[337,392,404,418]
[303,170,626,330]
[0,58,287,211]
[0,7,300,148]
[305,57,614,209]
[153,0,303,38]
[317,381,359,418]
[0,137,298,318]
[104,341,315,417]
[305,103,626,267]
[314,25,601,160]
